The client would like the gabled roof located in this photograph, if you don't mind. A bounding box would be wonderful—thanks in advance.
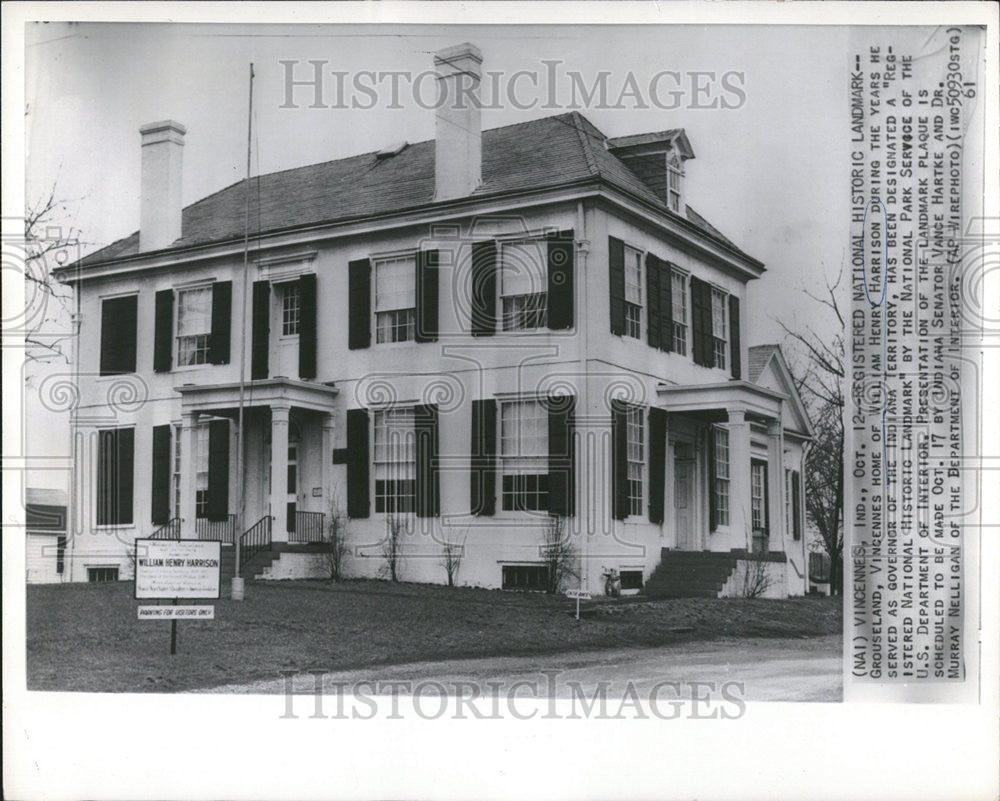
[748,344,813,438]
[26,488,67,532]
[77,111,758,269]
[748,344,781,383]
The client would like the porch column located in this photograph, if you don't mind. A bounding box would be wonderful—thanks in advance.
[767,419,785,552]
[727,409,752,549]
[321,413,335,513]
[179,411,199,538]
[269,403,291,543]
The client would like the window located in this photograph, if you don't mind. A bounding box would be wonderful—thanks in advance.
[667,155,682,212]
[195,423,210,518]
[281,282,301,336]
[714,427,730,527]
[176,286,212,366]
[502,564,548,591]
[172,424,182,518]
[501,240,547,331]
[711,288,728,370]
[374,407,416,514]
[624,245,643,339]
[751,462,767,531]
[375,255,416,343]
[87,566,119,583]
[619,569,643,591]
[671,271,688,356]
[626,405,644,516]
[785,469,793,537]
[96,428,134,526]
[501,399,548,511]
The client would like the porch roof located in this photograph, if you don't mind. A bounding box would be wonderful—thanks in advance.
[176,378,338,415]
[655,380,785,423]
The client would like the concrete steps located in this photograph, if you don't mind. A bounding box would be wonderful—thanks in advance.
[643,549,740,599]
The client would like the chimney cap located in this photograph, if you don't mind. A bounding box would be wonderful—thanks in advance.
[434,42,482,68]
[140,119,187,140]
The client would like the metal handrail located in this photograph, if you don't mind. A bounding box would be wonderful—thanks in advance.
[290,510,325,543]
[150,518,181,539]
[196,514,238,544]
[239,515,272,568]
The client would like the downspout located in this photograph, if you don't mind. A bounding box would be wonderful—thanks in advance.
[67,278,81,582]
[576,200,590,595]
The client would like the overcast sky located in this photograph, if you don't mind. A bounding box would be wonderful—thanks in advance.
[24,21,851,487]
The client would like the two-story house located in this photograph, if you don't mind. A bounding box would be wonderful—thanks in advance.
[56,43,812,597]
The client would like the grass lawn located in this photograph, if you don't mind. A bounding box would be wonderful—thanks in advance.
[26,580,841,693]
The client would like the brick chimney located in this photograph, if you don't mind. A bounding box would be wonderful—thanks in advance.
[434,43,482,201]
[139,120,186,252]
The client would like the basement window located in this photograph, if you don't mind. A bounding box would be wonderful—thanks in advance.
[87,566,119,583]
[502,564,549,591]
[619,570,643,590]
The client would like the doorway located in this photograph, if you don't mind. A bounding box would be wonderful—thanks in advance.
[674,442,696,550]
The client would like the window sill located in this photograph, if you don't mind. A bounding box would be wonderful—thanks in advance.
[172,363,213,373]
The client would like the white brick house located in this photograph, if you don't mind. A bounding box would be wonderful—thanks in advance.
[55,43,812,596]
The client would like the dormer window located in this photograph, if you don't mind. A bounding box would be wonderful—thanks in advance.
[667,154,683,212]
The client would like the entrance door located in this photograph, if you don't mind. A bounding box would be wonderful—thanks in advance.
[286,441,298,534]
[674,457,696,550]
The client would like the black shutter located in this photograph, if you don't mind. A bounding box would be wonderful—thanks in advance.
[96,429,113,525]
[209,281,232,365]
[470,399,497,515]
[729,294,741,379]
[646,254,660,349]
[206,419,230,521]
[547,395,575,516]
[611,400,629,520]
[648,407,667,524]
[708,426,718,532]
[348,258,371,350]
[100,295,137,375]
[251,281,270,380]
[116,428,134,526]
[298,273,317,379]
[792,470,802,540]
[608,237,626,336]
[346,408,370,518]
[151,425,172,524]
[416,250,439,343]
[470,241,497,336]
[153,290,173,373]
[547,230,574,331]
[690,277,710,367]
[415,404,440,517]
[659,262,674,352]
[762,463,770,532]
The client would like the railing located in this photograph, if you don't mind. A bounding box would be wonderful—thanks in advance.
[150,518,181,539]
[196,514,237,544]
[290,510,326,543]
[239,515,272,569]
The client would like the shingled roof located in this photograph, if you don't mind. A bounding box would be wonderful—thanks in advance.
[748,344,781,383]
[79,111,756,268]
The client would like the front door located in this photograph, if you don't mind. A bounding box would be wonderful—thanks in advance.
[286,441,298,534]
[674,457,696,550]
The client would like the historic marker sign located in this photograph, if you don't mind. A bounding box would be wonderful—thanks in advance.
[134,539,222,600]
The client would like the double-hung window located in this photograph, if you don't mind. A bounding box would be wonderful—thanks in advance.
[714,427,730,526]
[751,462,767,531]
[176,286,212,366]
[195,422,210,518]
[671,270,688,356]
[373,407,416,514]
[172,424,182,518]
[500,240,547,331]
[711,287,728,370]
[280,282,301,336]
[501,399,548,511]
[624,245,643,339]
[375,254,416,343]
[667,155,683,212]
[626,405,644,516]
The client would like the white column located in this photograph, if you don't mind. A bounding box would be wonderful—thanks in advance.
[180,411,199,538]
[321,413,335,514]
[727,409,752,552]
[767,419,784,553]
[270,404,290,543]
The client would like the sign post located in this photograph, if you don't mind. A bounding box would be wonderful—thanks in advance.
[135,539,221,655]
[565,589,592,621]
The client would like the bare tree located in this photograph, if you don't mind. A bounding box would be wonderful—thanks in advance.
[440,530,466,588]
[322,492,350,581]
[541,515,578,595]
[779,269,845,595]
[737,553,774,599]
[380,515,405,582]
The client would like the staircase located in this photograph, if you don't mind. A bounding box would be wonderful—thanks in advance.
[643,549,740,599]
[218,546,280,583]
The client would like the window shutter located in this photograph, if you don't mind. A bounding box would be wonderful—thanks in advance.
[348,258,371,350]
[416,250,439,343]
[547,395,575,517]
[100,296,137,375]
[251,281,270,380]
[298,273,317,379]
[153,290,173,373]
[728,294,741,379]
[415,403,440,517]
[346,408,370,518]
[116,428,135,526]
[608,236,626,336]
[611,400,629,520]
[96,430,113,526]
[646,254,660,349]
[659,262,674,352]
[151,425,172,524]
[648,407,667,524]
[762,462,770,532]
[708,426,718,532]
[792,470,802,540]
[209,281,232,365]
[206,419,230,521]
[690,277,710,367]
[470,398,497,515]
[470,241,497,336]
[547,230,574,331]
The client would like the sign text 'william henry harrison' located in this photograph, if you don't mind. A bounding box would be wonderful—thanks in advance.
[134,539,222,600]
